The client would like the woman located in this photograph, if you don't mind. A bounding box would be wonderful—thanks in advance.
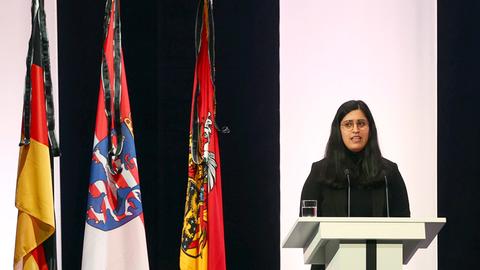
[300,100,410,269]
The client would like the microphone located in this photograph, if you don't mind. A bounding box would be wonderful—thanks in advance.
[384,174,390,217]
[344,169,351,217]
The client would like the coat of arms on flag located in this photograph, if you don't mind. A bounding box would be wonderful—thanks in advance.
[86,118,144,230]
[180,0,226,269]
[81,0,149,269]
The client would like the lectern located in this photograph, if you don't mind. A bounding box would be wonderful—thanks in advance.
[282,217,445,270]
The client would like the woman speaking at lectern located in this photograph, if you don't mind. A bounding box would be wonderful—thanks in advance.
[300,100,410,217]
[300,100,410,269]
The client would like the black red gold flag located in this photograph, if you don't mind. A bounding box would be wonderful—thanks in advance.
[14,0,59,269]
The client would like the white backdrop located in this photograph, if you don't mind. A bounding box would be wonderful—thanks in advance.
[280,1,437,269]
[0,1,61,269]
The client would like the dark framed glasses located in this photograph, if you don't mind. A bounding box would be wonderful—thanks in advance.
[340,119,369,130]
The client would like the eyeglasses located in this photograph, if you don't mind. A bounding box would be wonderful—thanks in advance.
[341,119,369,130]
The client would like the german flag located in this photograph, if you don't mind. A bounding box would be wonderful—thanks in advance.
[14,0,59,269]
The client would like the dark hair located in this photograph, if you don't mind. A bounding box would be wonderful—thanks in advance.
[324,100,383,187]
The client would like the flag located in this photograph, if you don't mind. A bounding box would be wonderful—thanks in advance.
[180,0,226,269]
[14,0,60,269]
[81,0,149,269]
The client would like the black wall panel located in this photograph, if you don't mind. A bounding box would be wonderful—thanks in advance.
[438,1,480,269]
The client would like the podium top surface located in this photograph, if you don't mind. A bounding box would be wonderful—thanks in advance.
[282,217,446,248]
[288,217,445,223]
[282,217,446,264]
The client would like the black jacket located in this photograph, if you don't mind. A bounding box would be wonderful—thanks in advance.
[300,158,410,217]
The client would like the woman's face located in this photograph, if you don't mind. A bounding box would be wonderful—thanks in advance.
[340,109,370,153]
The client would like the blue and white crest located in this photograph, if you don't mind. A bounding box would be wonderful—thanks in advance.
[86,122,144,231]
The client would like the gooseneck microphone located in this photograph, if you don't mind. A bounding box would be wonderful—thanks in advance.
[384,174,390,217]
[344,169,351,217]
